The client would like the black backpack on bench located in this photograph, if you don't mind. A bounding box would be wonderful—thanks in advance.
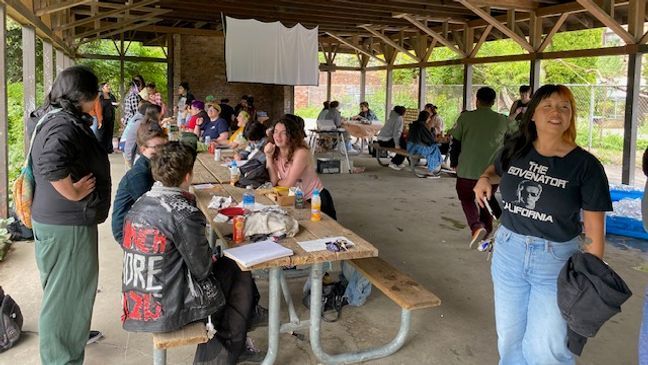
[0,287,23,352]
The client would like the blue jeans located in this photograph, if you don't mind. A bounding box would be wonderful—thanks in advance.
[640,286,648,365]
[491,225,580,365]
[406,142,442,172]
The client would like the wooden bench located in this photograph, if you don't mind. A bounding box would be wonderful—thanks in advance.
[151,321,209,365]
[371,142,427,178]
[350,257,441,311]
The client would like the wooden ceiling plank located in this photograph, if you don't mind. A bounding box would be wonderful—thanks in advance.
[538,13,568,51]
[460,0,539,11]
[575,0,634,43]
[470,24,492,57]
[457,0,534,52]
[326,32,387,64]
[360,25,420,61]
[59,0,158,31]
[79,18,160,45]
[395,14,465,57]
[76,10,166,39]
[35,0,93,17]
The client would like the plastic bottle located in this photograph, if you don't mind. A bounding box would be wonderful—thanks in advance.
[294,179,305,209]
[310,189,321,222]
[243,185,255,210]
[229,161,240,186]
[204,135,211,146]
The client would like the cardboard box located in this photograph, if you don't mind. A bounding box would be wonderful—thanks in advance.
[317,158,341,174]
[266,190,295,206]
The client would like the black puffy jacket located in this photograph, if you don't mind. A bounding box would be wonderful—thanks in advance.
[31,108,111,226]
[121,184,225,333]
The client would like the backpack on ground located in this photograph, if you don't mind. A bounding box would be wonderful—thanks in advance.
[0,287,23,352]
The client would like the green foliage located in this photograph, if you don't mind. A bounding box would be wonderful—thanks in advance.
[294,105,322,119]
[8,83,25,183]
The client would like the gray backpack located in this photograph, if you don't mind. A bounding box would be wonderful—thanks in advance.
[0,287,23,352]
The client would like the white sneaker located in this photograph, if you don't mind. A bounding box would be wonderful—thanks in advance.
[388,163,404,171]
[347,148,359,155]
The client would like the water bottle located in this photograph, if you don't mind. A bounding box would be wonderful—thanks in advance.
[294,179,305,209]
[243,185,255,210]
[205,135,211,146]
[229,161,240,186]
[310,189,321,222]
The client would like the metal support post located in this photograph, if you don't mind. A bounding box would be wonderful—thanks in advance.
[261,267,281,365]
[462,64,473,111]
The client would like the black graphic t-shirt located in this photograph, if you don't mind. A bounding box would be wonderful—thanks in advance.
[494,146,612,242]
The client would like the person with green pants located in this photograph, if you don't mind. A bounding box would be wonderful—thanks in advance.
[28,65,111,364]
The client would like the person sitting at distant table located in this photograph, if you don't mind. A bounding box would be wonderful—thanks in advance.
[184,100,208,132]
[219,110,250,149]
[234,121,267,163]
[352,101,378,122]
[195,103,229,144]
[407,111,443,178]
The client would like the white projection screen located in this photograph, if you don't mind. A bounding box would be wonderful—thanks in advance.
[225,16,319,86]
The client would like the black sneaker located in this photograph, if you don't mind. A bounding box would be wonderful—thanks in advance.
[236,348,266,364]
[249,305,268,330]
[87,330,103,345]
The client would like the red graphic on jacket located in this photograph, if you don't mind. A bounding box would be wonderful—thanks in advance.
[121,220,167,323]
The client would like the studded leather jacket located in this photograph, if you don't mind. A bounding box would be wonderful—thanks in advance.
[120,183,224,333]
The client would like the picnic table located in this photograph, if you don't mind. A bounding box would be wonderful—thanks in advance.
[341,120,382,140]
[188,153,440,365]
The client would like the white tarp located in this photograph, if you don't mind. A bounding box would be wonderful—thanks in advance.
[225,16,319,86]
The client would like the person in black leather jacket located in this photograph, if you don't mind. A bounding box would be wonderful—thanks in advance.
[121,142,263,364]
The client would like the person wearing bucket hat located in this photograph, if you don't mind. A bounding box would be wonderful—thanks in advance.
[197,102,229,144]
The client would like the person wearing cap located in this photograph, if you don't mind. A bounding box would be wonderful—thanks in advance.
[424,103,444,137]
[185,100,208,132]
[196,102,229,144]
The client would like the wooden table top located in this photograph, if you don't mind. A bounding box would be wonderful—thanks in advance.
[191,156,378,270]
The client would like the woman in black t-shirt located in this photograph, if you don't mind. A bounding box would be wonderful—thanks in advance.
[474,84,612,365]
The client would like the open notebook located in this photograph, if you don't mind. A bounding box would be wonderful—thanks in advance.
[223,240,293,268]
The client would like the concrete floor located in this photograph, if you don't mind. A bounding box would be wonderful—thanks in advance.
[0,153,646,365]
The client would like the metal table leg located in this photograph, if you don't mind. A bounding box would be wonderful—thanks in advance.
[309,262,412,364]
[338,132,352,174]
[153,348,166,365]
[261,267,281,365]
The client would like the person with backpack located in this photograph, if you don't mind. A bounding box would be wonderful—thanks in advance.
[29,65,111,365]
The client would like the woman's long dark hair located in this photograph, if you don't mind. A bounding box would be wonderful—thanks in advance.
[500,84,577,169]
[270,118,307,164]
[45,65,99,117]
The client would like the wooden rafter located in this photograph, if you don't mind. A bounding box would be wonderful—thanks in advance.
[575,0,634,44]
[75,10,166,39]
[467,0,539,11]
[537,13,568,51]
[58,0,159,31]
[35,0,92,16]
[79,18,160,45]
[359,25,420,61]
[456,0,534,52]
[424,38,438,61]
[394,14,465,57]
[470,24,492,57]
[325,32,387,64]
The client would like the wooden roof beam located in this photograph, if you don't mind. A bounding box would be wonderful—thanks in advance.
[394,14,465,57]
[75,9,166,39]
[325,32,387,64]
[57,0,159,31]
[35,0,92,16]
[575,0,634,43]
[537,13,568,51]
[79,18,160,45]
[465,0,540,11]
[456,0,535,52]
[470,24,492,57]
[359,25,420,61]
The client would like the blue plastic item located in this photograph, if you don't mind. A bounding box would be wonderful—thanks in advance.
[605,215,648,240]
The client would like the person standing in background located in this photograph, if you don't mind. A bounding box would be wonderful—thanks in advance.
[219,98,235,126]
[98,82,116,153]
[509,85,532,122]
[174,81,194,127]
[640,146,648,365]
[122,75,144,126]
